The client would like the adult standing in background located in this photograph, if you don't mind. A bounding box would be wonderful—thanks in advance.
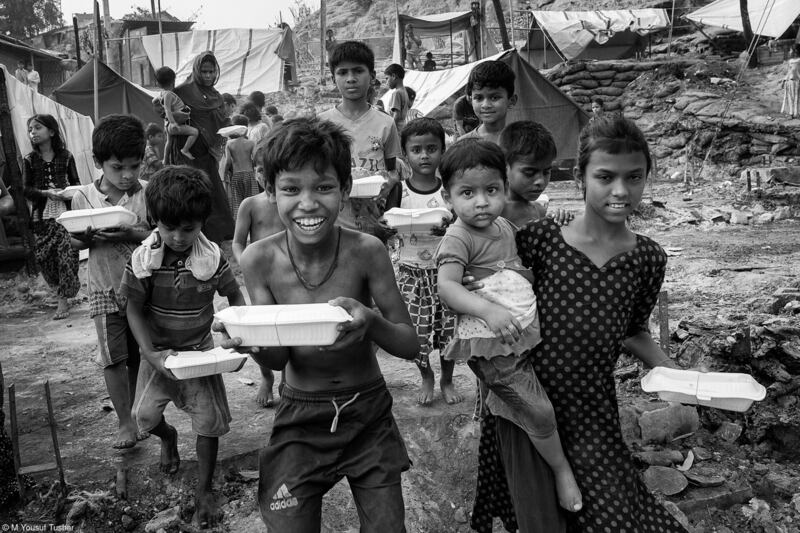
[170,51,234,243]
[325,29,337,65]
[781,44,800,118]
[405,24,422,69]
[25,62,41,93]
[14,60,27,84]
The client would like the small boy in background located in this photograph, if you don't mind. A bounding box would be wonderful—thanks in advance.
[387,118,461,405]
[154,66,199,161]
[221,116,418,531]
[319,41,401,241]
[121,166,245,529]
[458,61,517,145]
[248,91,266,114]
[69,114,153,450]
[423,52,436,71]
[384,63,409,129]
[224,114,259,220]
[241,102,271,148]
[140,123,165,181]
[265,105,279,126]
[222,93,238,119]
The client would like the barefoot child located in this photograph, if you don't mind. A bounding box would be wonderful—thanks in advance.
[121,166,245,528]
[435,139,582,513]
[139,122,165,181]
[457,61,516,145]
[23,114,81,320]
[68,114,152,448]
[231,154,285,408]
[386,117,461,405]
[222,117,419,531]
[224,114,259,220]
[154,66,199,161]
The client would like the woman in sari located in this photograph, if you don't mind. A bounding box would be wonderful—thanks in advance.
[169,51,234,243]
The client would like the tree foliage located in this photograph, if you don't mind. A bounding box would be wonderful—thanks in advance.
[0,0,63,39]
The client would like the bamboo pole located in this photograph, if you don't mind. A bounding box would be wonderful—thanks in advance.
[320,0,326,84]
[157,0,164,66]
[94,1,100,123]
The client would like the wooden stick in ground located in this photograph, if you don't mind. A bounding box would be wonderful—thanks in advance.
[44,380,67,497]
[8,383,25,502]
[116,461,128,500]
[658,291,670,356]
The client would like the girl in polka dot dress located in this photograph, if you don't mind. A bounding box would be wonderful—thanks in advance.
[469,116,687,532]
[435,139,583,514]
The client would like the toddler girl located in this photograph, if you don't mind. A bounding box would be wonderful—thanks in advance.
[435,139,582,513]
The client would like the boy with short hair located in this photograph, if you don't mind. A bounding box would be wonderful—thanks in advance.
[319,41,401,240]
[225,117,419,531]
[423,52,436,71]
[388,117,461,405]
[458,60,517,145]
[384,63,409,129]
[121,166,245,529]
[69,114,153,450]
[14,60,27,84]
[222,93,238,119]
[224,114,259,220]
[140,123,165,181]
[264,105,279,126]
[154,66,199,162]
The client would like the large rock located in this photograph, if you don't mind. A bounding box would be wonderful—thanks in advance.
[639,404,700,444]
[643,466,688,495]
[145,506,181,533]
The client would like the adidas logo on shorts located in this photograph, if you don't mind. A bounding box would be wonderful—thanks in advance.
[269,483,298,511]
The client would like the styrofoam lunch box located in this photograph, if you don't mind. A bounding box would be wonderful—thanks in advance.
[641,367,766,412]
[350,175,386,198]
[383,207,453,233]
[60,185,85,200]
[56,206,138,233]
[215,303,354,347]
[217,125,248,138]
[164,347,247,380]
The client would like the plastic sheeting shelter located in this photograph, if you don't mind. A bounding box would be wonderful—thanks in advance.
[389,49,589,159]
[141,27,296,96]
[392,11,496,66]
[686,0,800,39]
[522,9,669,66]
[2,65,95,184]
[52,60,161,127]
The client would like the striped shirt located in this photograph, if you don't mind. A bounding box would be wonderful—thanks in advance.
[118,253,239,350]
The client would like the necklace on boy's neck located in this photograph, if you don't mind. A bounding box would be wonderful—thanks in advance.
[285,227,342,290]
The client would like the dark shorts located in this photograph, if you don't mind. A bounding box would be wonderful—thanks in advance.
[259,377,410,531]
[93,312,140,368]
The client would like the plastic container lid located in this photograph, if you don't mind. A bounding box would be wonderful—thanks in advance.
[350,175,386,198]
[164,346,247,379]
[641,367,766,412]
[383,207,453,232]
[56,206,138,232]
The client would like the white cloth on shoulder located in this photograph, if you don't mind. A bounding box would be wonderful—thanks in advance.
[131,228,220,281]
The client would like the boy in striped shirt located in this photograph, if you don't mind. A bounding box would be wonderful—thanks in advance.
[120,166,245,529]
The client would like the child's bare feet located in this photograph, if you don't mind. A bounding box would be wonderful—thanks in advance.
[192,490,220,529]
[159,424,180,475]
[440,379,463,404]
[256,379,275,407]
[112,423,138,449]
[418,365,435,405]
[53,297,70,320]
[554,466,583,512]
[181,148,195,160]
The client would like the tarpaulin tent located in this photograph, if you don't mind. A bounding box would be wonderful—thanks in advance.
[385,49,589,159]
[686,0,800,39]
[140,27,296,96]
[522,9,669,66]
[392,12,497,67]
[52,60,161,127]
[2,64,95,184]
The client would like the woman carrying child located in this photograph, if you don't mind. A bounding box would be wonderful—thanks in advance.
[435,139,583,516]
[470,116,687,532]
[23,114,81,320]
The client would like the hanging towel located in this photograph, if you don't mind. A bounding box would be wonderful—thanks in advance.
[131,229,220,281]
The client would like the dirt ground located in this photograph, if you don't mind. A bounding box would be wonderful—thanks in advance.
[1,176,799,532]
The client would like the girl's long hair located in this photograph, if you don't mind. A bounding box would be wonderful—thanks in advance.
[27,114,65,153]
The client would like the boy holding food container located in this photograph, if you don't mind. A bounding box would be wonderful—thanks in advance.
[119,165,245,529]
[219,117,419,531]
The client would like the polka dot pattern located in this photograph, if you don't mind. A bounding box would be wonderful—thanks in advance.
[471,219,686,532]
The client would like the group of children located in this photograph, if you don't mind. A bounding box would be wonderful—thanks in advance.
[24,36,686,532]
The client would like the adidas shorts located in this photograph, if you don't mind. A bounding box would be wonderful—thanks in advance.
[258,377,410,529]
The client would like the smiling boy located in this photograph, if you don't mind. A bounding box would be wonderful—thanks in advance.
[458,61,517,145]
[227,117,419,531]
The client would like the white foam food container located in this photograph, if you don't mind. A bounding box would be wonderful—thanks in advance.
[217,125,248,138]
[641,367,766,412]
[383,207,453,233]
[350,175,386,198]
[215,304,353,347]
[60,185,85,200]
[164,347,247,380]
[57,205,138,233]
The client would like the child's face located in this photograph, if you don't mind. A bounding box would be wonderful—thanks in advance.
[386,73,398,89]
[270,162,347,246]
[225,102,237,117]
[28,120,53,146]
[470,86,516,127]
[507,154,553,202]
[591,102,603,115]
[443,166,506,229]
[95,155,143,192]
[156,219,204,253]
[149,133,166,148]
[581,149,647,225]
[404,133,443,178]
[332,61,373,102]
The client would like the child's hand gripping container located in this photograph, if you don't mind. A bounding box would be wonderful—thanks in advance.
[56,205,138,232]
[214,303,354,347]
[60,185,84,200]
[383,207,453,233]
[164,347,248,380]
[641,367,766,412]
[350,175,387,198]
